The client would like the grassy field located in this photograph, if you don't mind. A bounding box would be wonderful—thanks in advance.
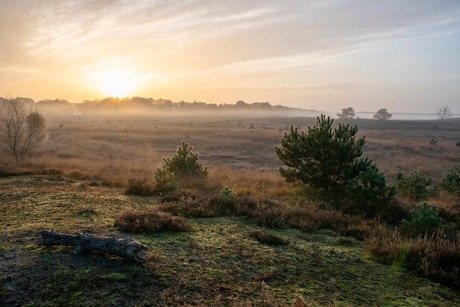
[1,114,460,305]
[3,114,457,183]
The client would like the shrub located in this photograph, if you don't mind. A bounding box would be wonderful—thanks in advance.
[161,195,287,228]
[115,209,191,233]
[367,229,460,289]
[235,198,286,228]
[275,115,365,194]
[401,203,446,237]
[441,167,460,198]
[161,141,208,179]
[379,200,411,225]
[345,160,395,217]
[219,186,236,200]
[394,169,439,201]
[160,197,219,218]
[125,178,156,196]
[285,203,358,233]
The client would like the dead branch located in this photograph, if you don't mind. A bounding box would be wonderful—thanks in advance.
[40,230,149,263]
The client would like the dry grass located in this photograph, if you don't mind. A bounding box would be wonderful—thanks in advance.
[2,114,456,189]
[367,228,460,289]
[125,177,157,196]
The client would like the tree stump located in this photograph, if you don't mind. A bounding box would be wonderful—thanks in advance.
[40,230,149,263]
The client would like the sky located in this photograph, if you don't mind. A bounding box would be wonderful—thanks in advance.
[1,0,459,113]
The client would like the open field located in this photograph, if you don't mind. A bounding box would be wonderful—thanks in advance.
[1,114,460,305]
[4,114,459,186]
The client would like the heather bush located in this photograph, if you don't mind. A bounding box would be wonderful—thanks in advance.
[394,169,439,201]
[160,197,218,218]
[115,209,191,233]
[126,178,156,196]
[234,197,286,228]
[285,203,358,233]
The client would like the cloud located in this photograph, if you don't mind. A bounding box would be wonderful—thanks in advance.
[1,0,459,110]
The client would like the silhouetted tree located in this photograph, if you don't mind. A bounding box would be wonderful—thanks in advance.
[337,107,355,119]
[373,108,392,120]
[434,106,452,120]
[0,99,47,166]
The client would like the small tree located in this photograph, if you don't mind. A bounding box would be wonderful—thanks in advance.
[161,141,208,179]
[0,99,47,166]
[345,160,396,216]
[337,107,355,120]
[394,169,439,201]
[441,167,460,198]
[373,109,392,120]
[275,115,365,193]
[433,106,452,120]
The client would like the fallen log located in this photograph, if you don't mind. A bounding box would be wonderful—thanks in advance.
[40,230,149,263]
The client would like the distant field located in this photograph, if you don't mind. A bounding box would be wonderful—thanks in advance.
[8,114,459,186]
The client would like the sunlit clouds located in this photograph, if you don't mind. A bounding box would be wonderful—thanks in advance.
[0,0,459,112]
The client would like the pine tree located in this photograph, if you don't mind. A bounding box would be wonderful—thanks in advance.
[275,115,365,192]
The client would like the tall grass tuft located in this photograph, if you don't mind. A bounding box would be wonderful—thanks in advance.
[367,228,460,289]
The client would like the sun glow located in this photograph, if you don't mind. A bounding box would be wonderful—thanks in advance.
[86,70,147,98]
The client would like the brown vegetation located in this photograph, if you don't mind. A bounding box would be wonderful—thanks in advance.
[115,209,191,233]
[367,228,460,288]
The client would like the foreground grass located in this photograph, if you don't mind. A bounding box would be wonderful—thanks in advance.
[1,175,460,305]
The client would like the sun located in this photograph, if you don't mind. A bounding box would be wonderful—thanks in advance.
[87,70,143,98]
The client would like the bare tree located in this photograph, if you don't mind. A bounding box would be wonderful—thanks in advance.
[0,99,47,166]
[434,106,452,120]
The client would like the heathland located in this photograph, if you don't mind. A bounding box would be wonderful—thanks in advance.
[1,111,460,305]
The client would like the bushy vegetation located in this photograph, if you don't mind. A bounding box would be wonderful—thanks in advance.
[401,203,446,237]
[441,167,460,198]
[394,169,439,201]
[345,160,396,217]
[125,178,156,196]
[115,209,191,233]
[367,229,460,289]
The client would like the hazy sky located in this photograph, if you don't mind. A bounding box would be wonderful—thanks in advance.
[1,0,459,112]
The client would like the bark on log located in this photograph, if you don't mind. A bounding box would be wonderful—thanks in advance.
[40,230,149,263]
